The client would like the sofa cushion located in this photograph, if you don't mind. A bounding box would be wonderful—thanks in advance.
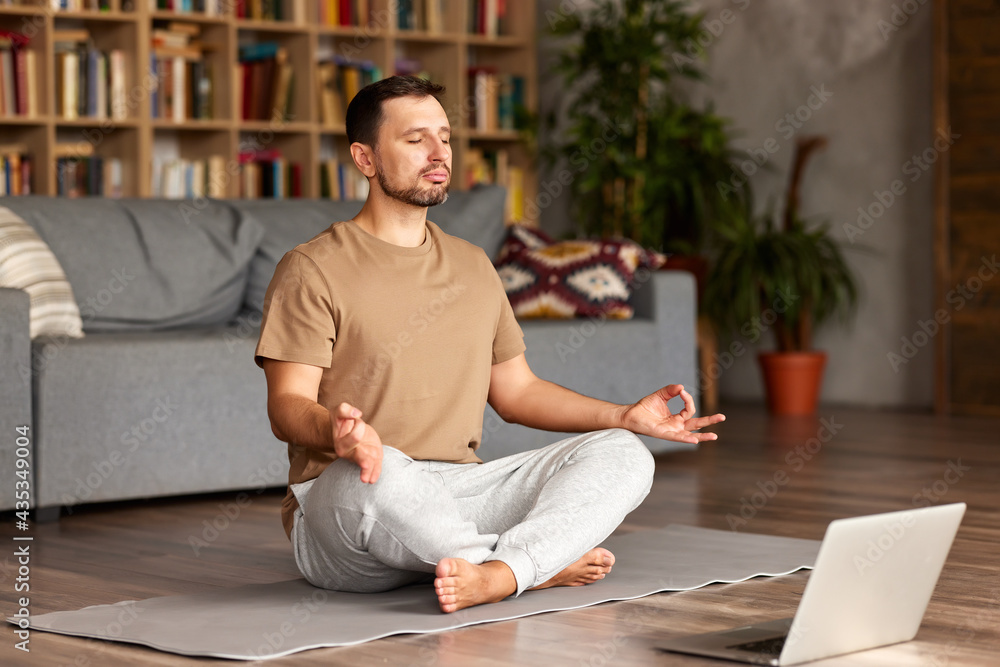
[427,185,507,260]
[237,184,508,311]
[494,225,667,319]
[228,199,365,311]
[2,197,265,332]
[0,206,84,339]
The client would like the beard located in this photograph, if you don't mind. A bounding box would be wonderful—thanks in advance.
[373,154,451,207]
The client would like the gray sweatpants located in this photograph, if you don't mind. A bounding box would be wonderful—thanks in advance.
[290,428,655,596]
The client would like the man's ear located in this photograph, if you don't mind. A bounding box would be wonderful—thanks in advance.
[351,143,377,178]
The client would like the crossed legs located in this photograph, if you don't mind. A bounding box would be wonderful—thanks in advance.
[293,429,655,612]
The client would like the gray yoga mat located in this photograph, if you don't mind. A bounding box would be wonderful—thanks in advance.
[19,525,820,660]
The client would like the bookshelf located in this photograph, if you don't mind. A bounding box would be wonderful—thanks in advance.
[0,0,538,223]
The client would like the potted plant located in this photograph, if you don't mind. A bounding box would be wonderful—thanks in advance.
[543,0,750,257]
[704,136,859,415]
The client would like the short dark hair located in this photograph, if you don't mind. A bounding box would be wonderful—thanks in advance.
[346,75,446,148]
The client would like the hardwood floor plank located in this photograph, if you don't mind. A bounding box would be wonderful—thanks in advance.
[1,405,998,665]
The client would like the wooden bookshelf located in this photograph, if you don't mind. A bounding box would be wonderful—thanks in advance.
[0,0,538,221]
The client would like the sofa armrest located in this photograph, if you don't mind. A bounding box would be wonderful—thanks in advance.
[0,287,32,511]
[631,269,700,400]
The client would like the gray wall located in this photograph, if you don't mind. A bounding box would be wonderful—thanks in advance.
[536,0,935,409]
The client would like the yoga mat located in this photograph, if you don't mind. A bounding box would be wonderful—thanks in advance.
[17,525,820,660]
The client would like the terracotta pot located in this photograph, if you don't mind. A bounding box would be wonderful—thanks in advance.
[758,351,828,416]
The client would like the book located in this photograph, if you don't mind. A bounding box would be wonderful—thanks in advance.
[109,50,126,120]
[171,56,185,122]
[85,47,99,117]
[0,143,29,196]
[0,30,31,116]
[56,50,80,119]
[0,47,10,116]
[23,49,37,117]
[316,62,341,126]
[238,43,290,121]
[153,155,225,198]
[468,67,499,131]
[271,58,293,121]
[56,154,120,197]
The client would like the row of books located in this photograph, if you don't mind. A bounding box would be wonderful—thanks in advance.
[0,31,36,118]
[3,148,525,203]
[153,0,297,18]
[316,57,381,126]
[150,57,213,121]
[0,0,106,7]
[320,158,369,201]
[149,23,215,121]
[151,1,222,13]
[56,154,123,197]
[239,42,294,122]
[239,149,303,198]
[150,0,361,23]
[152,155,227,197]
[319,0,370,26]
[153,150,308,199]
[397,0,446,32]
[53,29,128,120]
[4,152,524,203]
[6,0,509,31]
[46,1,114,9]
[465,146,524,223]
[152,153,374,200]
[0,141,126,197]
[398,1,508,35]
[233,0,308,22]
[467,69,523,132]
[0,144,31,196]
[470,0,508,37]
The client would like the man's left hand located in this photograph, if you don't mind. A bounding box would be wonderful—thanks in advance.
[619,384,725,444]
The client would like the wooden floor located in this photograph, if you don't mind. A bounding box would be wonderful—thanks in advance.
[1,404,998,666]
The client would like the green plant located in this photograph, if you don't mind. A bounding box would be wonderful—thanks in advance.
[705,137,859,352]
[545,0,749,252]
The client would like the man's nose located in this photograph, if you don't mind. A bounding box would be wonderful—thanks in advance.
[429,137,450,162]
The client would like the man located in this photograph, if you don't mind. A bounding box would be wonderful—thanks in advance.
[255,75,724,613]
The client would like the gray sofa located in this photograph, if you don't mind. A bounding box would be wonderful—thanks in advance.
[0,189,698,517]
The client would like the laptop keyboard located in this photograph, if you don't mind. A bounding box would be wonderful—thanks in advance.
[726,635,787,656]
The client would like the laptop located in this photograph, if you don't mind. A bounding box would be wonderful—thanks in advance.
[657,503,966,665]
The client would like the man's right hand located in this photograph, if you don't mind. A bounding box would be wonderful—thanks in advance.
[331,402,383,484]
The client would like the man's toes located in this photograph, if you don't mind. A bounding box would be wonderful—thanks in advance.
[436,558,458,579]
[595,549,615,567]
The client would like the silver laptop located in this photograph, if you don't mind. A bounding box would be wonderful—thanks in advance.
[657,503,966,665]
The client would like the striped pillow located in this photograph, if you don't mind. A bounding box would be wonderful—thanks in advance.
[0,206,84,339]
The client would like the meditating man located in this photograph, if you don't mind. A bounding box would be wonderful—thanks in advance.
[254,75,724,613]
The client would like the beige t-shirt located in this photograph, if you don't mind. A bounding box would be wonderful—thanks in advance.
[254,219,525,537]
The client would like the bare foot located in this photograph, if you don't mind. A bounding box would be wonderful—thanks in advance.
[434,558,517,613]
[529,547,615,591]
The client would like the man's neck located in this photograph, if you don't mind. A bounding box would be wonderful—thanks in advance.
[352,192,428,248]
